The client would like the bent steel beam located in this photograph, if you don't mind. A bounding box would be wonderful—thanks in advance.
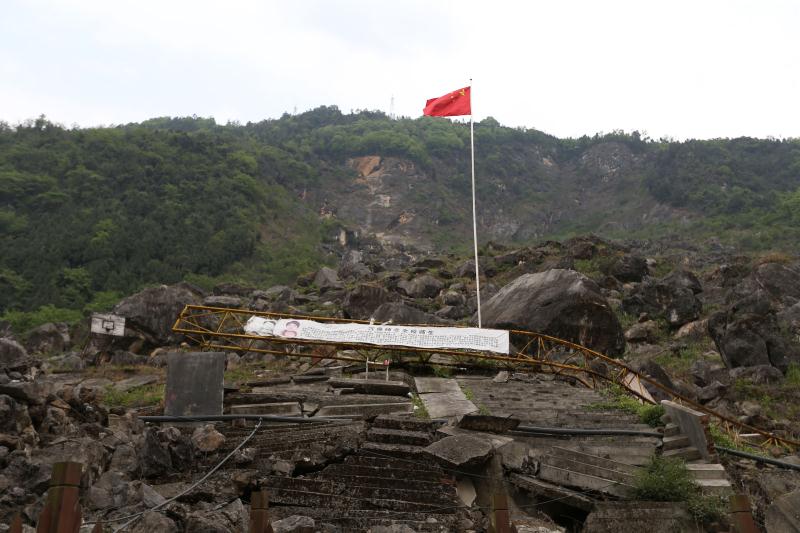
[172,305,800,451]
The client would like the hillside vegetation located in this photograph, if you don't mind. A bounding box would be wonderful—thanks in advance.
[1,110,799,317]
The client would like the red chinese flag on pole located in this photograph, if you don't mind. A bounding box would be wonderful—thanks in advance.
[423,86,471,117]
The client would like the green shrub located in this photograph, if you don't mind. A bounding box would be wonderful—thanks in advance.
[638,404,666,427]
[633,455,727,524]
[633,455,697,502]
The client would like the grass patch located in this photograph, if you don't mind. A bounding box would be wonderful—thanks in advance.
[708,424,759,454]
[461,386,475,401]
[432,365,452,378]
[411,394,430,419]
[589,384,665,427]
[653,340,715,378]
[633,455,727,525]
[101,384,164,408]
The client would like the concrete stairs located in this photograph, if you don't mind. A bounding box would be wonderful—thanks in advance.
[453,375,660,467]
[537,446,638,498]
[660,418,733,494]
[264,415,464,531]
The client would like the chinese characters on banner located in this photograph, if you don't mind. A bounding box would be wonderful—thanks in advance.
[243,316,509,354]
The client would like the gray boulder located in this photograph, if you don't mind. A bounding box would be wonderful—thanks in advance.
[604,254,648,283]
[342,284,394,320]
[396,274,444,299]
[372,303,441,325]
[481,269,625,356]
[624,320,659,343]
[708,291,800,372]
[202,295,243,308]
[622,272,702,327]
[25,323,70,355]
[113,283,203,345]
[313,267,344,292]
[0,338,29,371]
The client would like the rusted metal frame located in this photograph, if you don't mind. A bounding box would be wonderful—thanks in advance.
[174,306,800,449]
[509,329,800,448]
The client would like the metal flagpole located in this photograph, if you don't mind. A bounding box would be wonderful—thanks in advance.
[469,78,482,328]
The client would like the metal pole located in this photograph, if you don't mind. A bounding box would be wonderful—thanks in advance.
[469,78,482,328]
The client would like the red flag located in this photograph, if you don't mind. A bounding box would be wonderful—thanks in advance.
[423,86,471,117]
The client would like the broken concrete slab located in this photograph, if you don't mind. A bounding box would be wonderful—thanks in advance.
[419,392,477,419]
[229,402,302,416]
[328,378,410,396]
[423,434,494,468]
[457,413,520,433]
[113,374,159,393]
[437,425,513,450]
[165,351,225,416]
[510,473,595,512]
[414,377,462,394]
[582,501,702,533]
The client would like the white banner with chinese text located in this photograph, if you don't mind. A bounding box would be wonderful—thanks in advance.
[244,316,509,354]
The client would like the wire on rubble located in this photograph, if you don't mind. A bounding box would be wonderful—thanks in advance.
[84,418,264,532]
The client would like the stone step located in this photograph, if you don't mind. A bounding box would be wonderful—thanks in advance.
[323,463,447,483]
[268,506,460,531]
[372,415,439,432]
[543,456,635,486]
[315,402,412,418]
[696,478,733,494]
[328,378,410,396]
[264,476,455,506]
[549,446,641,476]
[664,423,681,437]
[662,435,691,450]
[366,427,433,446]
[344,453,441,472]
[686,463,728,480]
[538,463,633,499]
[663,446,702,461]
[312,472,452,492]
[361,441,431,461]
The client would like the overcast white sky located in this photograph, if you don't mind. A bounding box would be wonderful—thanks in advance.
[1,0,798,139]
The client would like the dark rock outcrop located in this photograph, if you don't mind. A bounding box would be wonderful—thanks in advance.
[313,267,344,292]
[113,283,203,346]
[481,269,625,356]
[604,255,648,283]
[622,271,702,327]
[372,302,442,325]
[0,338,29,371]
[708,291,800,372]
[342,284,394,320]
[396,274,444,299]
[25,323,70,355]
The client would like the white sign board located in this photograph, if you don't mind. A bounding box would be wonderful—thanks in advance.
[244,316,509,354]
[90,313,126,337]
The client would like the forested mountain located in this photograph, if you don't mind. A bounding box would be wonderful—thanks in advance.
[1,110,799,319]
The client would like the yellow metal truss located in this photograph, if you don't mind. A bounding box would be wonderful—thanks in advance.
[172,304,799,451]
